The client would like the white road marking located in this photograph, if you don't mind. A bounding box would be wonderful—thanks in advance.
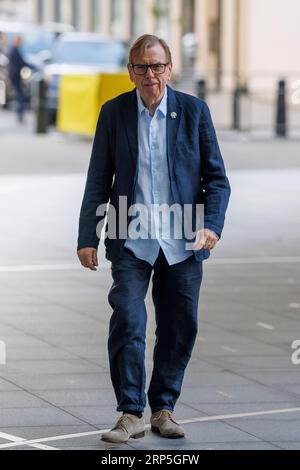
[1,256,300,273]
[0,431,58,450]
[0,407,300,450]
[209,256,300,265]
[257,322,274,330]
[178,407,300,425]
[0,264,82,273]
[0,429,109,450]
[289,303,300,309]
[198,336,206,343]
[216,390,233,399]
[221,346,238,353]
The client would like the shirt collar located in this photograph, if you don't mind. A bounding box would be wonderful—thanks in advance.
[136,88,168,117]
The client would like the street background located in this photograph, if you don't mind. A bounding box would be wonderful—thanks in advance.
[0,0,300,451]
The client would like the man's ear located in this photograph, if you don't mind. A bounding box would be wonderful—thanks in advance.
[168,63,173,81]
[127,64,135,83]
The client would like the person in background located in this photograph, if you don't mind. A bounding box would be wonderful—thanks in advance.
[7,36,31,123]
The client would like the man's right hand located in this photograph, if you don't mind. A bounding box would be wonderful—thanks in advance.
[77,248,98,271]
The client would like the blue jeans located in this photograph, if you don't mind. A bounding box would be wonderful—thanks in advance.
[107,247,203,414]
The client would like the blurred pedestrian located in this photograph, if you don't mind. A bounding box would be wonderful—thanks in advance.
[7,36,31,123]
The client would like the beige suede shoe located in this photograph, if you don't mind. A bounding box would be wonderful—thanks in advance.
[151,410,185,438]
[101,414,145,443]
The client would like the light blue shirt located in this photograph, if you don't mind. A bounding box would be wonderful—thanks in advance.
[125,89,193,266]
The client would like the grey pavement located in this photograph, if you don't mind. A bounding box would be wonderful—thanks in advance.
[0,108,300,450]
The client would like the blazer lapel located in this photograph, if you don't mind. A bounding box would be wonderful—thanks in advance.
[121,89,139,170]
[121,86,182,179]
[167,85,182,179]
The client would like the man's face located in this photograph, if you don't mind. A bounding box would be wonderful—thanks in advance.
[15,36,23,48]
[128,44,172,102]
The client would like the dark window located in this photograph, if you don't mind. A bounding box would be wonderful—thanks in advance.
[54,0,61,23]
[72,0,79,29]
[37,0,44,23]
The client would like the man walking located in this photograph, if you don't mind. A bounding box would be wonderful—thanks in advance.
[7,36,30,123]
[77,35,231,443]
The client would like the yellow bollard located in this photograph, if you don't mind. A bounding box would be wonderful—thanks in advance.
[57,73,134,136]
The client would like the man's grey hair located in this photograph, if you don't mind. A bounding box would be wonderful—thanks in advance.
[128,34,172,64]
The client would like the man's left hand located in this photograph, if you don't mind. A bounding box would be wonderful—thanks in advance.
[192,229,220,251]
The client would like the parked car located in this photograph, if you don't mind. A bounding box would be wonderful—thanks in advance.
[43,32,128,122]
[42,21,75,38]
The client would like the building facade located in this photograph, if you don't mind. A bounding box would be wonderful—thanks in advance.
[1,0,299,93]
[0,0,34,21]
[30,0,230,85]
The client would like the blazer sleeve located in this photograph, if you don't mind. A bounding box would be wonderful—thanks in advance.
[199,102,231,239]
[77,104,114,250]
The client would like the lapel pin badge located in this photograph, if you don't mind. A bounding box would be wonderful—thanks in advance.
[170,112,177,120]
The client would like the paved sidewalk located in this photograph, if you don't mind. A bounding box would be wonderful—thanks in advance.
[0,110,300,450]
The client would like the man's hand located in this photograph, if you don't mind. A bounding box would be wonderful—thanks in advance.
[77,248,99,271]
[192,229,219,251]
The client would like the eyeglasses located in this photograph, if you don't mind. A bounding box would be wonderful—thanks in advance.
[130,63,170,75]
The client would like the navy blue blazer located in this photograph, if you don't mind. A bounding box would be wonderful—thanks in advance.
[78,85,231,263]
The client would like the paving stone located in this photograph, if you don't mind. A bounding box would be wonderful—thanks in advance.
[0,407,87,427]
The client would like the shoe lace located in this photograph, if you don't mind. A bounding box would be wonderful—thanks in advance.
[114,414,133,432]
[155,410,177,424]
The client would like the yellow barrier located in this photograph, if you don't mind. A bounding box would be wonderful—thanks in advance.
[57,73,135,136]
